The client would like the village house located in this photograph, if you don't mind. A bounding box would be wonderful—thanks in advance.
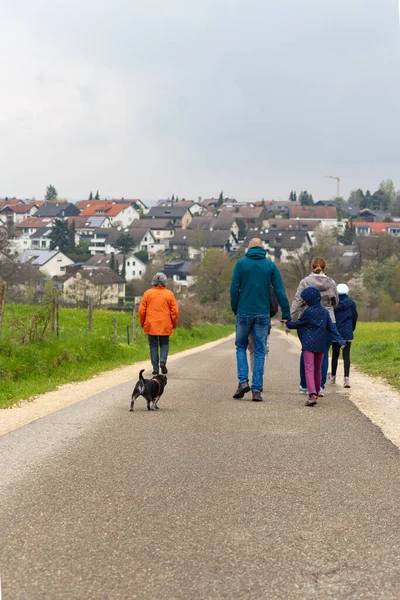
[352,222,400,236]
[61,267,126,307]
[35,202,80,219]
[84,252,148,280]
[244,229,312,262]
[139,218,175,242]
[288,205,342,230]
[0,203,38,226]
[221,206,269,229]
[147,203,193,229]
[171,228,238,259]
[188,214,240,239]
[77,200,140,228]
[267,219,321,244]
[17,249,74,278]
[163,260,199,292]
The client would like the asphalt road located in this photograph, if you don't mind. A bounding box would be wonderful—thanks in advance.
[1,330,399,600]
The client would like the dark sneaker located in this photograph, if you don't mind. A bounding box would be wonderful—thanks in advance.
[233,381,250,399]
[305,395,318,407]
[152,371,159,376]
[160,362,168,374]
[252,391,263,402]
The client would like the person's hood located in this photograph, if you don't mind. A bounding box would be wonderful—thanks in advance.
[300,286,321,306]
[246,246,267,260]
[305,273,332,292]
[335,295,352,312]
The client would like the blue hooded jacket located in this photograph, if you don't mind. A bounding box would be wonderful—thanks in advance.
[230,246,291,319]
[334,294,358,341]
[286,286,345,352]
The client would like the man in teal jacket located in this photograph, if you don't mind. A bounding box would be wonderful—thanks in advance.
[230,238,291,401]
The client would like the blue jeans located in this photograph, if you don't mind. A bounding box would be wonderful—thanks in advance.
[235,313,270,392]
[148,335,169,373]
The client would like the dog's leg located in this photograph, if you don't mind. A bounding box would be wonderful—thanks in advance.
[154,396,160,410]
[130,393,139,412]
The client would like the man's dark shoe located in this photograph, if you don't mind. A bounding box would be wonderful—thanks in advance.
[233,381,250,399]
[252,391,263,402]
[160,362,168,374]
[152,371,159,376]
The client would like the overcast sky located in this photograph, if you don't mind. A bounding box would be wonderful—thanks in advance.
[1,0,399,202]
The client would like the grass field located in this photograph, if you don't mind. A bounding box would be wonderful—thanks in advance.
[351,322,400,389]
[0,304,234,408]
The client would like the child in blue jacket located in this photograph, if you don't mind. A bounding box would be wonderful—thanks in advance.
[328,283,358,388]
[285,286,345,406]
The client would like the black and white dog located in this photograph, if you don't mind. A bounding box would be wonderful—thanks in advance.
[130,369,168,411]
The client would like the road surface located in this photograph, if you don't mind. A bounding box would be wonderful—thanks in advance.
[1,330,399,599]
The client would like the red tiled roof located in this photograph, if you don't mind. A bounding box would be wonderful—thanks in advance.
[0,199,24,209]
[76,200,131,217]
[6,204,37,214]
[289,206,337,219]
[16,217,55,229]
[353,222,400,235]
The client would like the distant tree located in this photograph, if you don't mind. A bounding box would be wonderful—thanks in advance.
[196,249,234,303]
[340,222,356,245]
[49,219,69,254]
[299,191,313,206]
[392,192,400,217]
[360,190,371,210]
[115,232,135,255]
[68,220,76,253]
[171,194,175,202]
[45,185,58,202]
[348,189,364,208]
[370,189,390,212]
[74,240,90,256]
[110,252,116,272]
[289,190,297,202]
[89,191,93,200]
[95,190,100,200]
[293,191,297,202]
[383,215,394,223]
[379,179,396,205]
[120,254,126,279]
[218,191,224,207]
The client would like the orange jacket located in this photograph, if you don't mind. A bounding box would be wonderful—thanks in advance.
[139,286,179,336]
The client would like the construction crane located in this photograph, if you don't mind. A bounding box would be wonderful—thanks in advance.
[323,175,341,199]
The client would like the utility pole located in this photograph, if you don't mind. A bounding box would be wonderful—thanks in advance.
[323,175,341,199]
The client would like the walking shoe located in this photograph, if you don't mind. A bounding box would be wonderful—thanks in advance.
[344,377,351,388]
[160,361,168,374]
[152,371,159,376]
[233,381,250,399]
[299,385,308,394]
[252,391,263,402]
[318,386,325,397]
[305,395,318,407]
[327,373,336,384]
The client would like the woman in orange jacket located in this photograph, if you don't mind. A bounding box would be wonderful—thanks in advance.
[139,273,179,375]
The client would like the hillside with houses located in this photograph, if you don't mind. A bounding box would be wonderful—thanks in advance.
[1,184,400,317]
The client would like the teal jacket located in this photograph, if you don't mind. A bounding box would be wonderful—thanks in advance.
[230,247,291,319]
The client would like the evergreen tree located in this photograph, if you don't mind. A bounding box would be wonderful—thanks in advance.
[45,185,58,202]
[68,220,76,253]
[95,190,100,200]
[49,219,69,254]
[299,191,313,206]
[218,191,224,207]
[110,252,116,272]
[120,255,126,279]
[89,191,93,200]
[115,232,135,255]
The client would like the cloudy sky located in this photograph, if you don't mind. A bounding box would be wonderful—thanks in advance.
[1,0,399,202]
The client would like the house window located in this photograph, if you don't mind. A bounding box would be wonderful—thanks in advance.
[157,231,160,235]
[60,266,65,271]
[144,237,147,242]
[133,271,135,276]
[127,262,130,266]
[139,270,142,275]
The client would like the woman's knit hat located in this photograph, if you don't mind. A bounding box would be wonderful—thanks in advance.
[152,272,167,287]
[337,283,349,295]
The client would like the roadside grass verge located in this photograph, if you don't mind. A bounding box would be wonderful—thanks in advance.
[351,322,400,390]
[0,304,234,408]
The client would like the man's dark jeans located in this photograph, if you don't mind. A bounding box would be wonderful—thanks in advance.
[235,313,270,392]
[148,335,169,373]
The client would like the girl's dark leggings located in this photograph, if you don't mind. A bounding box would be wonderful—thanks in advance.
[331,341,351,377]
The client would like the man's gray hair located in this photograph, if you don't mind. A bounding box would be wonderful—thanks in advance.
[152,272,167,287]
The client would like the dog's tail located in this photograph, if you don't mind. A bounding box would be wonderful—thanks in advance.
[139,369,145,381]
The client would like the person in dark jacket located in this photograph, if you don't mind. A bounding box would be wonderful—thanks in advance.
[327,283,358,388]
[230,238,291,402]
[285,287,345,406]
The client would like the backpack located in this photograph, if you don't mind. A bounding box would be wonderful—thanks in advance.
[269,286,279,318]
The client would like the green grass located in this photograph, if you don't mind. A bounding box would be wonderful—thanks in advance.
[0,304,234,408]
[351,322,400,390]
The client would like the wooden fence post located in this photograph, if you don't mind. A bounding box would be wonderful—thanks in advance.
[113,317,117,342]
[56,297,59,337]
[126,324,130,345]
[88,298,92,333]
[132,301,137,343]
[0,282,7,336]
